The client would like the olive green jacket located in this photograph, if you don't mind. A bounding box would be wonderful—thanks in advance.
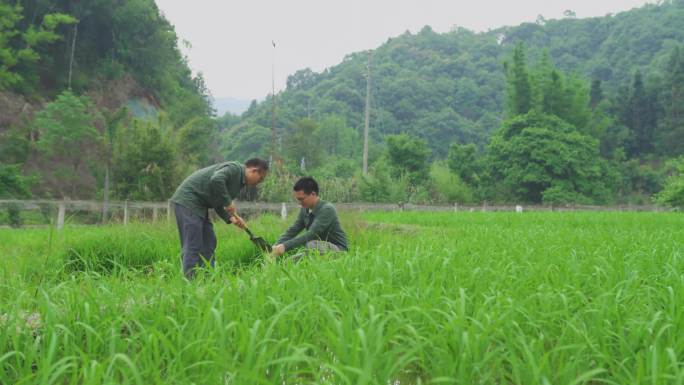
[170,162,245,223]
[277,200,348,251]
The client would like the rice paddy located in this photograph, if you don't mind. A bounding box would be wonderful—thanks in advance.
[1,211,683,384]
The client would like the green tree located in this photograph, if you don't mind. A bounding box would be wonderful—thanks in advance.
[654,157,684,208]
[505,43,532,116]
[540,69,566,118]
[215,112,241,131]
[414,108,477,157]
[0,164,30,198]
[447,143,480,186]
[286,68,319,91]
[112,119,180,200]
[486,112,612,203]
[102,106,129,218]
[588,99,629,159]
[177,116,219,167]
[528,52,591,130]
[429,161,473,203]
[317,114,359,158]
[589,79,603,109]
[0,121,30,165]
[359,160,394,203]
[624,71,657,156]
[221,123,270,162]
[0,3,75,91]
[659,46,684,155]
[14,0,211,123]
[34,90,104,198]
[284,118,324,171]
[558,74,592,131]
[359,158,413,203]
[385,134,431,184]
[0,164,31,227]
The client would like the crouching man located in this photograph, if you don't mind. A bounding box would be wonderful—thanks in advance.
[272,177,348,258]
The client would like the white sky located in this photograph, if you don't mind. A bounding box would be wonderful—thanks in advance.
[155,0,654,101]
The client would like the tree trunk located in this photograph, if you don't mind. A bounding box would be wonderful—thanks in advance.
[363,51,372,176]
[71,161,79,199]
[102,164,110,222]
[68,23,78,89]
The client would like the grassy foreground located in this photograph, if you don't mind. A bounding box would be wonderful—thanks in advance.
[1,211,684,384]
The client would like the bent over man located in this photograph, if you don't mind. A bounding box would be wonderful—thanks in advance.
[171,158,268,278]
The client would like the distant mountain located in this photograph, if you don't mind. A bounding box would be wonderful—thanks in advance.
[212,97,252,116]
[234,1,684,157]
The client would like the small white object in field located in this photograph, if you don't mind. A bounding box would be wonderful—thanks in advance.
[516,205,523,213]
[281,203,287,219]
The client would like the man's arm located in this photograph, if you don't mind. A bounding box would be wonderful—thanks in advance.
[276,210,305,244]
[209,164,240,223]
[281,206,335,251]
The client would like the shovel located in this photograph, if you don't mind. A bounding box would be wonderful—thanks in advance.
[232,214,272,252]
[243,226,272,252]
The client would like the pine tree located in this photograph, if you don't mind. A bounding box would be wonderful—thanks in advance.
[506,43,532,116]
[660,46,684,155]
[589,79,603,110]
[625,71,656,156]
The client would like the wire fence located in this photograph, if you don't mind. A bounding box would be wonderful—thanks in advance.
[0,199,673,229]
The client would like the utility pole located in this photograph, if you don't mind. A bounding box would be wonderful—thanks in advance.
[270,40,277,167]
[363,51,372,175]
[67,23,78,90]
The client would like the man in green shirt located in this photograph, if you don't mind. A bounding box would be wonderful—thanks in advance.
[171,158,268,278]
[272,177,348,258]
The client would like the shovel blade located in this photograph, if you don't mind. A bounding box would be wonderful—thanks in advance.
[251,236,272,252]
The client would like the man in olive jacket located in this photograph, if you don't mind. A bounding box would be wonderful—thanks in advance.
[272,177,348,258]
[171,158,268,278]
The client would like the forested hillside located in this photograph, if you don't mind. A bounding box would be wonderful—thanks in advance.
[0,0,216,210]
[2,0,684,213]
[229,0,684,206]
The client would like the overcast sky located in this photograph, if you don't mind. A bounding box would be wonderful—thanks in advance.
[155,0,654,101]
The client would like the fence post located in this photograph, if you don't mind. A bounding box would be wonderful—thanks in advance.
[453,203,458,213]
[56,201,65,230]
[123,200,129,226]
[280,203,287,220]
[152,206,158,223]
[102,198,109,224]
[167,200,172,222]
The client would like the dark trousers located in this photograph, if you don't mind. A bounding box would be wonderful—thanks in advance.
[173,203,217,278]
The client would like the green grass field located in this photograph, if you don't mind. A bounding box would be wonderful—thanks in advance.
[1,211,684,384]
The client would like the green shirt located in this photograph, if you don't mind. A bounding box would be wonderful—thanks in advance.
[170,162,245,223]
[277,200,348,251]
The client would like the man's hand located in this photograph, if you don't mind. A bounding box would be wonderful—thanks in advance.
[229,214,246,229]
[271,244,285,257]
[225,203,236,216]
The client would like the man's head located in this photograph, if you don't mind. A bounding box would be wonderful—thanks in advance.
[293,176,319,209]
[244,158,269,186]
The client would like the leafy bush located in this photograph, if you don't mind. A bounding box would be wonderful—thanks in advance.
[359,161,395,203]
[429,162,473,203]
[541,185,592,205]
[7,203,22,228]
[654,157,684,209]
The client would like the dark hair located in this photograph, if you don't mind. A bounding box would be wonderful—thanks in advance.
[245,158,269,171]
[293,176,319,195]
